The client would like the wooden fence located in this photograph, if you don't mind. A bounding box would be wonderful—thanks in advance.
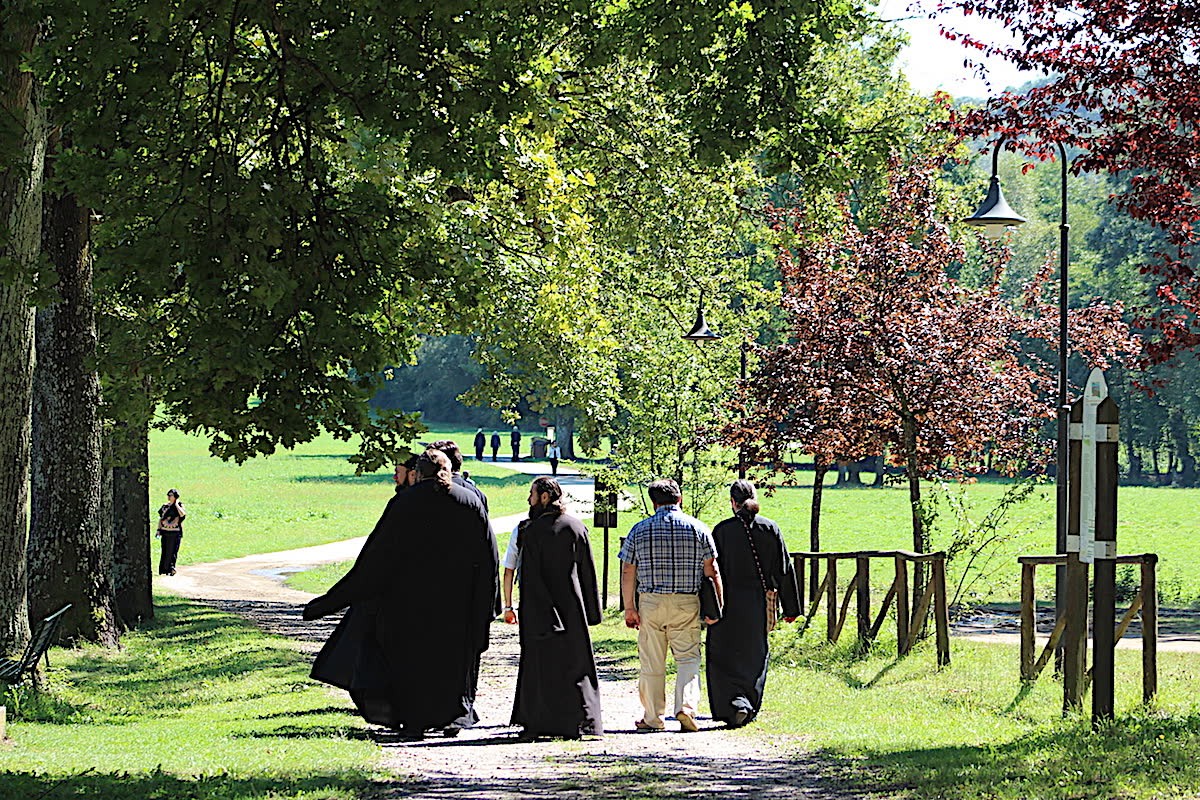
[1019,553,1158,703]
[791,550,951,666]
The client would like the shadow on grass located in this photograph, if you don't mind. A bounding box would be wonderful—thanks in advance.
[841,711,1200,799]
[234,724,374,740]
[0,769,372,800]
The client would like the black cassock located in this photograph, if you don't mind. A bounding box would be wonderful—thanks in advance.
[705,512,801,726]
[308,481,500,731]
[511,510,604,738]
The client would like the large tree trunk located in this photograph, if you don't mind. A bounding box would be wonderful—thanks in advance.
[111,416,154,625]
[0,16,46,658]
[28,141,120,647]
[809,461,828,602]
[554,412,576,459]
[1168,408,1197,487]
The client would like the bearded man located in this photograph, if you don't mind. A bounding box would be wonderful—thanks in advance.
[509,476,603,739]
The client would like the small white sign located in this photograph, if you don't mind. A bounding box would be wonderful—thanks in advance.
[1078,368,1108,564]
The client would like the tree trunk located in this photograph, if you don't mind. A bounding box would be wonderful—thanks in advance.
[903,418,926,628]
[1168,408,1197,487]
[554,413,576,460]
[1126,440,1142,483]
[871,454,885,487]
[28,146,120,647]
[810,462,828,602]
[111,415,154,625]
[0,17,46,657]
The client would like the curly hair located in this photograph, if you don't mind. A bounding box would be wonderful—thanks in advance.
[415,449,453,492]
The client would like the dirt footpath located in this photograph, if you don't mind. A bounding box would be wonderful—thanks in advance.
[167,542,864,800]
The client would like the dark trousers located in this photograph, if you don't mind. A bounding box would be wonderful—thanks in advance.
[158,531,182,574]
[550,458,559,476]
[491,446,499,461]
[475,445,484,460]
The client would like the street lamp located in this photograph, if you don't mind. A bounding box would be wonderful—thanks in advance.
[682,295,749,478]
[963,137,1072,623]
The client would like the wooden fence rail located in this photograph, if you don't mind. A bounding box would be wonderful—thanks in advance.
[1018,552,1158,703]
[791,550,950,666]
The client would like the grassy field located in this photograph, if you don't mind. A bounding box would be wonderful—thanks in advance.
[0,596,379,800]
[149,425,534,565]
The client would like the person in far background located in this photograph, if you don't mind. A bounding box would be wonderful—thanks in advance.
[157,488,186,576]
[547,441,562,476]
[474,428,486,461]
[511,426,522,462]
[490,431,501,462]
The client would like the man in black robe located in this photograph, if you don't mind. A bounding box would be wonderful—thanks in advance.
[473,428,486,461]
[305,449,500,739]
[490,431,501,461]
[510,426,522,462]
[510,477,603,739]
[432,439,489,513]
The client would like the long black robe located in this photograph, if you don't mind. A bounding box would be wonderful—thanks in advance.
[309,480,499,731]
[705,512,801,726]
[510,510,603,737]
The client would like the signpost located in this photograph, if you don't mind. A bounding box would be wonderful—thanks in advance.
[1064,368,1120,721]
[593,475,619,608]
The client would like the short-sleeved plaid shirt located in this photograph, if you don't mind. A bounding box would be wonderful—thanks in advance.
[618,505,716,595]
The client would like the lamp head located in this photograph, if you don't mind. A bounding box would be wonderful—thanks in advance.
[682,301,721,342]
[962,176,1027,240]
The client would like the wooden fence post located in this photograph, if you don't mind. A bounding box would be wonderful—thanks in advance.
[1142,554,1158,704]
[932,555,950,667]
[1091,392,1119,723]
[895,556,910,656]
[826,557,838,643]
[1063,395,1088,710]
[857,556,871,649]
[1020,562,1036,681]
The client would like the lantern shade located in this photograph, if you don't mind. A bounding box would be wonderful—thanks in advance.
[962,176,1026,240]
[682,301,721,341]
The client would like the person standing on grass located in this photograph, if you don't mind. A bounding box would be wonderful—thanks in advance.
[511,426,522,462]
[619,478,722,733]
[305,449,500,740]
[474,428,486,461]
[510,477,603,739]
[706,480,801,728]
[547,441,562,476]
[490,431,501,461]
[156,489,186,576]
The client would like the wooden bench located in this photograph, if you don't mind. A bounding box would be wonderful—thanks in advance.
[0,604,71,685]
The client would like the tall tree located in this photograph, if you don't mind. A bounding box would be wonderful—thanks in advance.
[0,5,47,655]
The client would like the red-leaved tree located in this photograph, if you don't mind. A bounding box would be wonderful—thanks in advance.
[946,0,1200,362]
[738,151,1135,612]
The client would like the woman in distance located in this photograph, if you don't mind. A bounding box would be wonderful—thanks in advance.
[706,480,801,728]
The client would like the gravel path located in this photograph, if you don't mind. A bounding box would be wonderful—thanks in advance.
[165,467,864,798]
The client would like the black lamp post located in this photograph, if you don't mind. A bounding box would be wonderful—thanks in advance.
[682,295,748,478]
[963,137,1071,620]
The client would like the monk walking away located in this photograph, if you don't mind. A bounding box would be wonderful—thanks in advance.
[304,449,500,739]
[510,477,604,739]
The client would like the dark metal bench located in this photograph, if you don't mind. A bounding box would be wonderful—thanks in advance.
[0,604,71,684]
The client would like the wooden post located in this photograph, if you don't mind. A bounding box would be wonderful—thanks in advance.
[895,556,910,656]
[1091,391,1119,723]
[856,556,871,649]
[826,557,838,643]
[795,554,806,610]
[602,526,610,609]
[1142,554,1158,703]
[1020,562,1036,681]
[1062,396,1088,710]
[932,555,951,667]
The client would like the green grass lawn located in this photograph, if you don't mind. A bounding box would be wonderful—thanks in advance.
[0,595,380,800]
[150,425,537,565]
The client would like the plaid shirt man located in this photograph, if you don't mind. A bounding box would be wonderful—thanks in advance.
[619,505,716,595]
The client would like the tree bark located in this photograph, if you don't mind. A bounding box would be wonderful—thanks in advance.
[554,412,576,460]
[903,418,927,628]
[111,416,154,625]
[809,461,828,602]
[0,14,46,657]
[1168,408,1197,487]
[28,138,120,647]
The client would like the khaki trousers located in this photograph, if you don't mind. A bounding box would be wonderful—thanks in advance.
[637,592,701,728]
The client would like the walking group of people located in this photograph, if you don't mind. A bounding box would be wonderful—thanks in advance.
[304,438,801,741]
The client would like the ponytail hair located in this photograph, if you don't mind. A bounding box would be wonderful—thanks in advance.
[416,449,454,492]
[730,479,760,517]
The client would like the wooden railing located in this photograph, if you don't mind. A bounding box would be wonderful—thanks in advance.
[1019,553,1158,703]
[791,550,951,666]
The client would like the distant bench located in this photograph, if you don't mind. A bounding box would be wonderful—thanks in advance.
[0,604,71,685]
